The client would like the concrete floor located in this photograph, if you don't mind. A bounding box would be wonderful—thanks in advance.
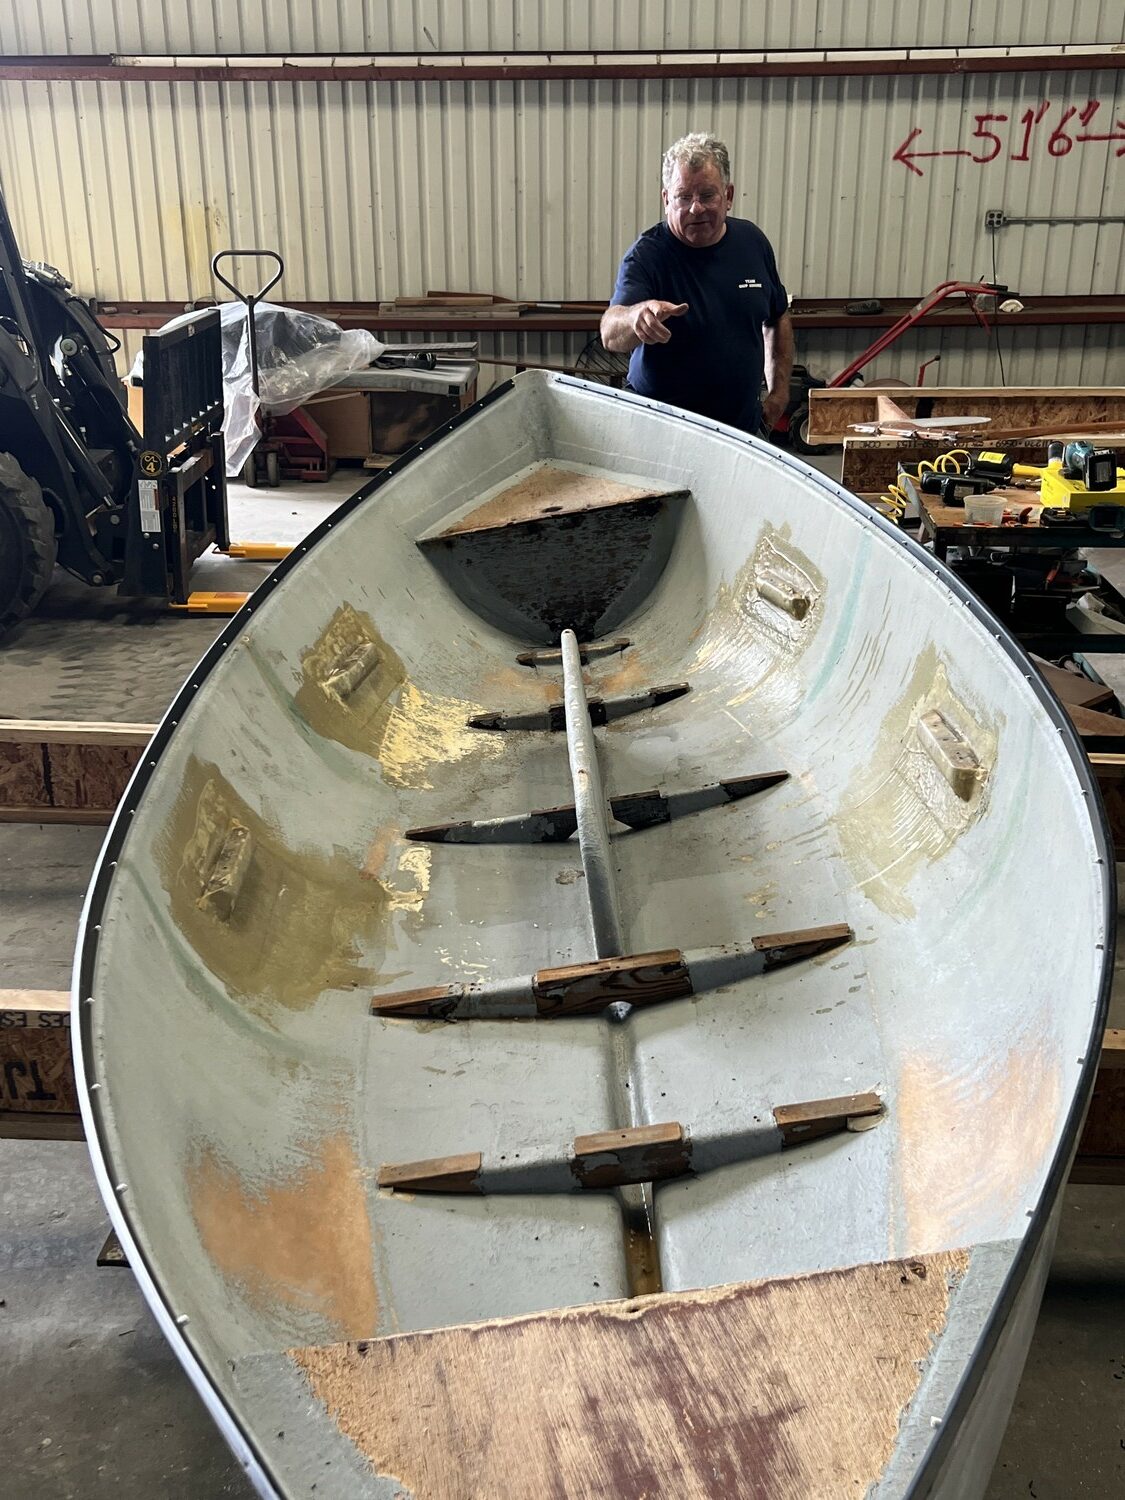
[2,463,1123,1498]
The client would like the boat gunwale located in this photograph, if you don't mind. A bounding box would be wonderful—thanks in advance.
[70,372,1117,1500]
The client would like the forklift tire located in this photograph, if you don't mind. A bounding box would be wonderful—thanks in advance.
[0,453,57,636]
[265,450,281,488]
[789,405,831,457]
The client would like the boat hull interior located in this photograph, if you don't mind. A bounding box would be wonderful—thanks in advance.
[75,373,1113,1498]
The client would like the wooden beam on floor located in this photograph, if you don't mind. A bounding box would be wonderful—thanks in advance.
[811,387,1125,444]
[0,719,156,824]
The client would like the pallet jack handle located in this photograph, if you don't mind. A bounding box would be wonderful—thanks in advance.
[210,249,284,400]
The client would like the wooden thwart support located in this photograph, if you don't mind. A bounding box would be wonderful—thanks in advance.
[376,1091,886,1196]
[370,925,853,1020]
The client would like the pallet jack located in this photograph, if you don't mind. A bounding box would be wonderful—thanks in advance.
[211,249,333,486]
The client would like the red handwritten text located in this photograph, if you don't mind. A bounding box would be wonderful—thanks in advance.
[893,99,1125,177]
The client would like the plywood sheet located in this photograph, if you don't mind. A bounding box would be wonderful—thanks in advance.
[292,1249,969,1500]
[812,388,1125,443]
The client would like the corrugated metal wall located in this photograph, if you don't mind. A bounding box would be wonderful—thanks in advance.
[0,2,1122,387]
[5,1,1125,54]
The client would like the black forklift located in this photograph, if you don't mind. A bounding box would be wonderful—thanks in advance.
[0,182,230,636]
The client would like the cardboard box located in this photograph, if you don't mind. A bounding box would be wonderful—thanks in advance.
[124,381,144,431]
[369,391,460,456]
[305,391,372,460]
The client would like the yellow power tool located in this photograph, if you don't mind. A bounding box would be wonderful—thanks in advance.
[970,442,1125,516]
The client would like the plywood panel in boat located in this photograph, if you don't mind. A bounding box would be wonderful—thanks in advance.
[291,1249,969,1500]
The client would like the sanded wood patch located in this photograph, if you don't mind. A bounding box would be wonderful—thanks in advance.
[439,464,683,536]
[291,1248,969,1499]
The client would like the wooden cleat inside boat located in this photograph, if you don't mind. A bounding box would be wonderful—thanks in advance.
[571,1122,690,1189]
[774,1092,886,1147]
[751,921,854,970]
[377,1152,483,1194]
[533,951,692,1015]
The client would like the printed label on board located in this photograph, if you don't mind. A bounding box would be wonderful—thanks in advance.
[139,477,161,533]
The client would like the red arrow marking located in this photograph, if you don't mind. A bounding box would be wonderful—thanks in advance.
[1075,118,1125,155]
[893,127,973,177]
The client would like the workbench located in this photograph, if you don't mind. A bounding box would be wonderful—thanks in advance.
[332,358,479,399]
[914,486,1125,656]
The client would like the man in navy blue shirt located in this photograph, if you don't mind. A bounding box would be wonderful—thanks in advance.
[601,133,794,436]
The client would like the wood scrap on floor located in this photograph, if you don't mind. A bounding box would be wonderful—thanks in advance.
[1028,657,1116,713]
[0,989,82,1139]
[0,719,154,823]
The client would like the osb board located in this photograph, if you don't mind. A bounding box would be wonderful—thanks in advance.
[0,990,76,1116]
[840,441,1046,496]
[438,465,682,537]
[291,1249,969,1500]
[49,743,141,808]
[0,736,140,812]
[0,742,48,808]
[811,388,1125,442]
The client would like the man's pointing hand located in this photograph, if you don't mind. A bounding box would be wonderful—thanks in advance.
[631,300,689,345]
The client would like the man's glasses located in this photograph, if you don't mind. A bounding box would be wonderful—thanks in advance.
[671,189,723,208]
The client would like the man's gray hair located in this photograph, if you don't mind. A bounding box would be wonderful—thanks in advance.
[661,132,731,189]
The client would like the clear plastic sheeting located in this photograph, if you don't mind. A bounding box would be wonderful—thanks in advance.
[130,301,384,475]
[220,301,384,474]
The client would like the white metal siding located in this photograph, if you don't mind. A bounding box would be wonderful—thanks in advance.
[3,71,1124,303]
[3,1,1125,55]
[0,4,1122,387]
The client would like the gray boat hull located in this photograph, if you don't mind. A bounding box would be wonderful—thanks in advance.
[74,373,1113,1497]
